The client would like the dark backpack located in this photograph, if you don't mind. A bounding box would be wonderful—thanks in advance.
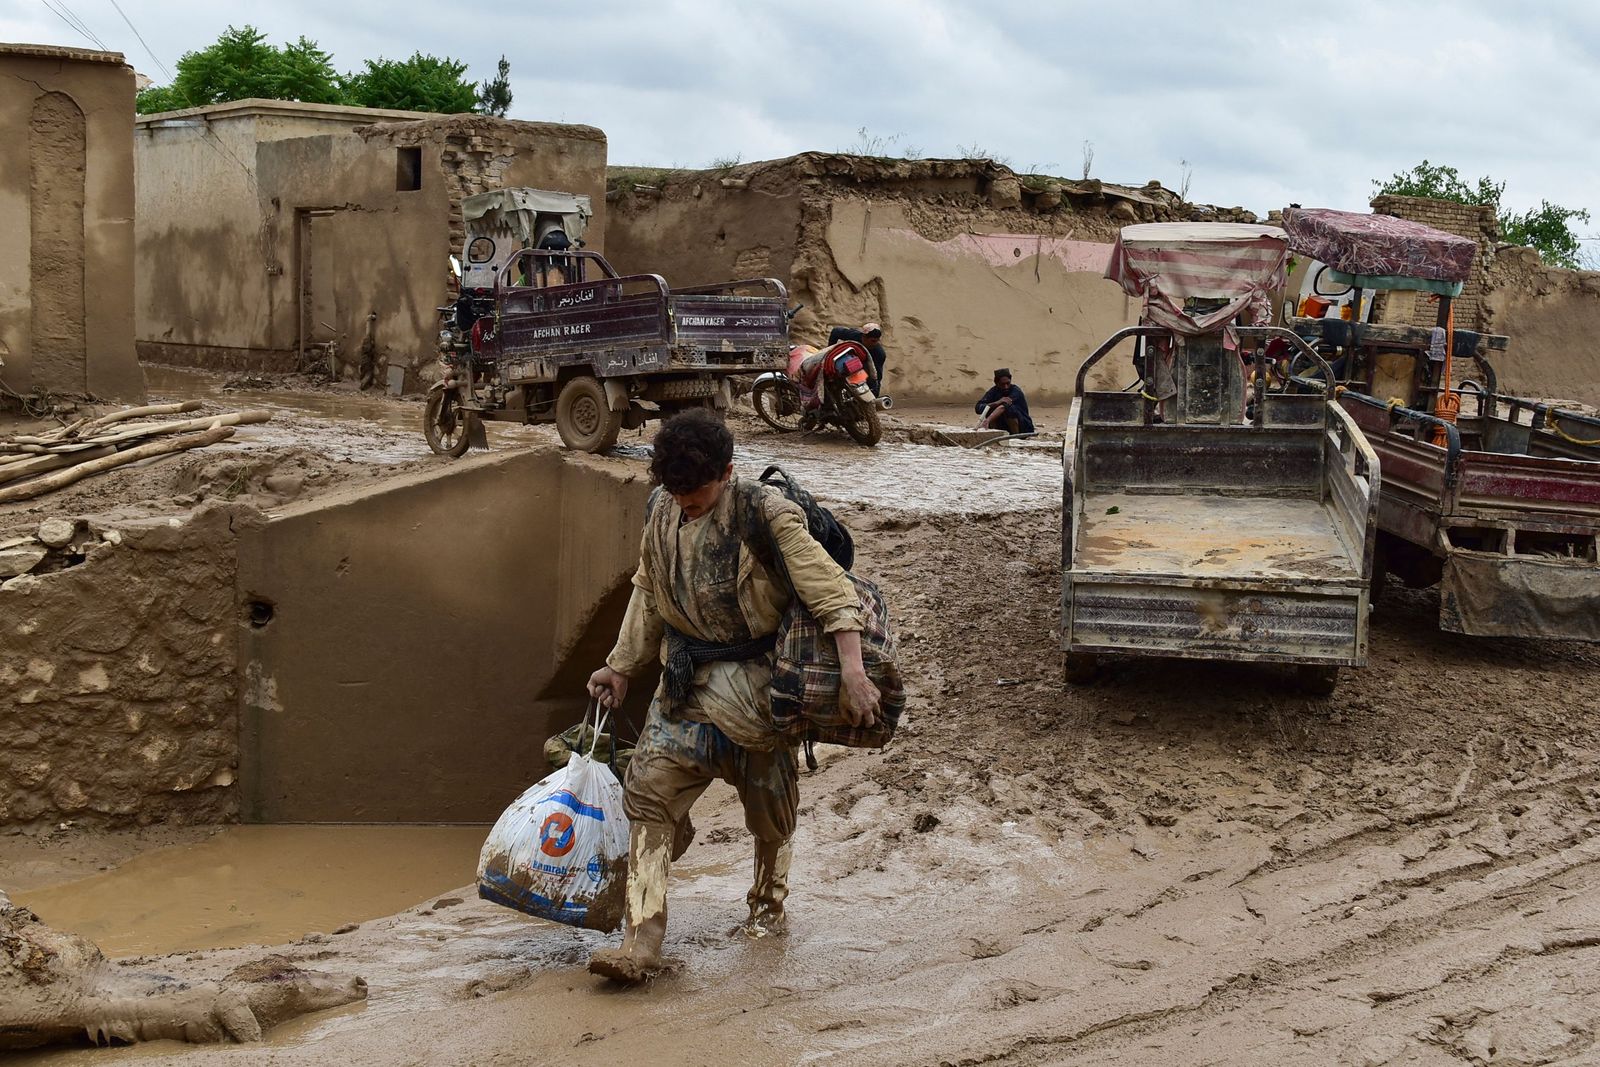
[742,465,853,572]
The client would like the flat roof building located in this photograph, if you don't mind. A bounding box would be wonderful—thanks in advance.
[134,99,607,387]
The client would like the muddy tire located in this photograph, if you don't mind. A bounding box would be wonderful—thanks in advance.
[1063,652,1099,685]
[423,389,473,458]
[1293,664,1339,697]
[842,397,883,447]
[556,376,623,453]
[752,377,805,433]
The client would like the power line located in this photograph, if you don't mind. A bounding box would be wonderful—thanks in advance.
[108,0,173,82]
[39,0,105,50]
[43,0,110,51]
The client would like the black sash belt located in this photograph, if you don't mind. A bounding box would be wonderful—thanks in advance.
[663,625,777,701]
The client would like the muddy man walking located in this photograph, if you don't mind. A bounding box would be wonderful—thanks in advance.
[586,409,880,983]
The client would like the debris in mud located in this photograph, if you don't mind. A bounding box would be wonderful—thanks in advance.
[911,812,940,833]
[0,889,366,1050]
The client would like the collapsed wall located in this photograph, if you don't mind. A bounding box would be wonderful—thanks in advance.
[605,154,1260,404]
[0,446,649,829]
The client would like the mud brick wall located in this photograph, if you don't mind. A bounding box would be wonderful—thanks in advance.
[0,506,249,828]
[1369,194,1498,331]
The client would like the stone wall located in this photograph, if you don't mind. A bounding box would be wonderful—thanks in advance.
[0,506,250,827]
[0,45,144,405]
[1369,194,1498,331]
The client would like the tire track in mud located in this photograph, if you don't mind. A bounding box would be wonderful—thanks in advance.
[821,504,1600,1067]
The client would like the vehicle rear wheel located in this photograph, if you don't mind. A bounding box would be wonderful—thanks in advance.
[423,389,473,458]
[841,395,883,447]
[1293,664,1339,696]
[751,377,805,433]
[556,376,623,453]
[1063,652,1099,686]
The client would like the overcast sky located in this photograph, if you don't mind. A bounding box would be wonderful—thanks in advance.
[5,0,1597,244]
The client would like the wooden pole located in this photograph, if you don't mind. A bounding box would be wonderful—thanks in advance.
[76,410,271,448]
[0,427,235,504]
[78,400,203,432]
[0,446,117,486]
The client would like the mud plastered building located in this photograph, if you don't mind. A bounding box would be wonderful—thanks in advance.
[604,155,1258,405]
[134,102,606,389]
[0,44,144,404]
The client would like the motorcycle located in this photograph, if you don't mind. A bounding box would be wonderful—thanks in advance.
[751,311,891,446]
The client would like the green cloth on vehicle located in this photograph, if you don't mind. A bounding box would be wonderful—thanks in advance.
[1325,268,1464,297]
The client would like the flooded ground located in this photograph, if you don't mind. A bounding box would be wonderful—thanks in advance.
[10,825,488,957]
[9,374,1600,1065]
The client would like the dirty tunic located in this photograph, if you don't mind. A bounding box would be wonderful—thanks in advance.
[606,476,863,840]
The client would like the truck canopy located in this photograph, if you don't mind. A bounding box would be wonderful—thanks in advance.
[1282,207,1474,296]
[463,188,593,246]
[1106,222,1289,335]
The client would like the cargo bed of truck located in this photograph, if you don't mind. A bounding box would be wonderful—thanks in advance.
[1061,327,1380,684]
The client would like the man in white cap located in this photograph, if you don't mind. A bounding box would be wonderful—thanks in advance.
[827,322,887,393]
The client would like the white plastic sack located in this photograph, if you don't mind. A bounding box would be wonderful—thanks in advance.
[477,715,630,931]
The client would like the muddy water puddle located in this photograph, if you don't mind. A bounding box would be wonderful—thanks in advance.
[12,825,488,957]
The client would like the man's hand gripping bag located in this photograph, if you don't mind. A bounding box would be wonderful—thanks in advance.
[477,707,630,932]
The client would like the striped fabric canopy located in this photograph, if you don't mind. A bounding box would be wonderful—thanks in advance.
[1105,223,1290,335]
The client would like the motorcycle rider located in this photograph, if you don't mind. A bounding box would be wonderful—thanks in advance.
[827,322,887,393]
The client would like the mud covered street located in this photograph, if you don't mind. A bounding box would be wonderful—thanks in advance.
[10,401,1600,1066]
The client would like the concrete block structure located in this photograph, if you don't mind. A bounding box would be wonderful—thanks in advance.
[0,44,144,404]
[134,101,607,388]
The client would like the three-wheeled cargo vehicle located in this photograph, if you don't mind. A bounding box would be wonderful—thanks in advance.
[1061,224,1380,694]
[426,188,790,454]
[1282,207,1600,641]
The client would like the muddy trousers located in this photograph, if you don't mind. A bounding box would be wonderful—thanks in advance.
[621,704,799,943]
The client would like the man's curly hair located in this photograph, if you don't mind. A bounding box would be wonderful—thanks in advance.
[649,409,734,494]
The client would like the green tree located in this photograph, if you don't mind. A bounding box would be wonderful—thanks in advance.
[344,53,478,113]
[477,54,513,118]
[134,25,342,113]
[135,27,482,117]
[1374,160,1592,269]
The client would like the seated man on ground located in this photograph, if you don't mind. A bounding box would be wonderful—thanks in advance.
[974,368,1035,434]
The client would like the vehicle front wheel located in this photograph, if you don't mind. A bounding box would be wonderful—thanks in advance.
[751,377,805,433]
[556,376,624,453]
[423,389,473,457]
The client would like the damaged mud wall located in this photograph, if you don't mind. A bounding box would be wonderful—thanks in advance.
[603,155,1209,404]
[136,104,606,390]
[0,45,144,404]
[0,506,250,827]
[1482,247,1600,408]
[236,448,649,823]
